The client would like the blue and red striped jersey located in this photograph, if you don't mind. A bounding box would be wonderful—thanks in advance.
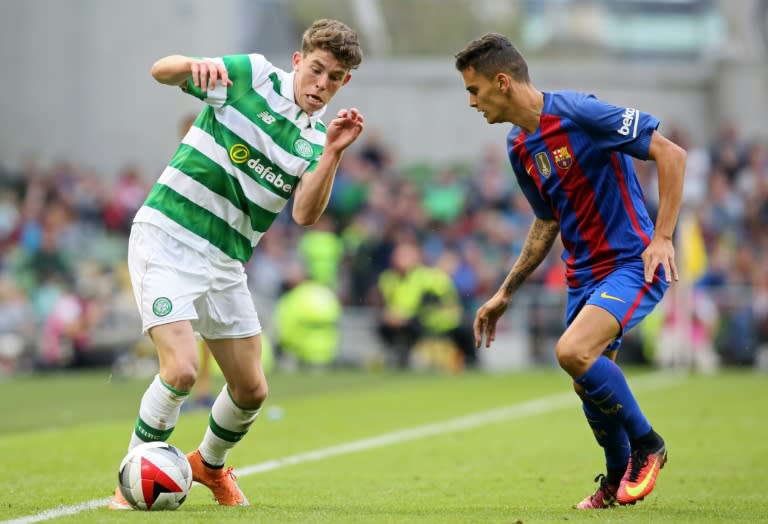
[508,91,659,288]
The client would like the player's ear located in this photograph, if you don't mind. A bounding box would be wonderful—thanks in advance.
[342,72,352,86]
[292,51,302,70]
[496,72,510,92]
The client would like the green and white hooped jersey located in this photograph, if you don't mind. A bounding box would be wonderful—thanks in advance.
[134,54,329,263]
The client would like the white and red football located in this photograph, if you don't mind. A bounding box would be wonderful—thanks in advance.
[118,441,192,510]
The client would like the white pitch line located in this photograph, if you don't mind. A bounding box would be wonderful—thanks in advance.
[2,371,678,523]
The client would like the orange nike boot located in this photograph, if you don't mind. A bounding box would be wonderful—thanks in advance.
[616,443,667,505]
[187,449,249,506]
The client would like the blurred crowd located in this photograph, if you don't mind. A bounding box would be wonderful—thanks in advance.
[1,121,766,375]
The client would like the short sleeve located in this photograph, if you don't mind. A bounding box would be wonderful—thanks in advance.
[182,53,271,108]
[566,94,660,160]
[507,130,555,220]
[515,171,555,220]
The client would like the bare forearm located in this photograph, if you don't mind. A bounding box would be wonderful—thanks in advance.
[654,149,686,240]
[649,134,687,239]
[291,148,343,226]
[151,55,192,86]
[500,218,559,297]
[291,109,364,225]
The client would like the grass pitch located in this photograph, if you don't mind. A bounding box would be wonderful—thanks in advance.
[1,367,766,523]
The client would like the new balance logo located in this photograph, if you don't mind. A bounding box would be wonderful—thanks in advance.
[258,111,276,125]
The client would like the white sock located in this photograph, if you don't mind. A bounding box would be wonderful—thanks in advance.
[128,374,190,451]
[198,384,260,466]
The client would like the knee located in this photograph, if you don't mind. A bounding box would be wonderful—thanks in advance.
[229,379,269,410]
[152,324,199,392]
[160,364,198,393]
[555,338,592,377]
[572,381,588,402]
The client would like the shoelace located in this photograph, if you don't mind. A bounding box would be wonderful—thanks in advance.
[592,473,617,505]
[593,474,610,493]
[220,467,242,497]
[207,466,236,485]
[593,473,607,486]
[627,449,650,482]
[204,466,242,503]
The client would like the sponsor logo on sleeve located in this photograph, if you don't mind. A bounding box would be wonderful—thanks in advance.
[617,107,639,138]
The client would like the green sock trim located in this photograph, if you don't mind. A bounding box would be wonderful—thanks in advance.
[224,385,261,411]
[208,414,248,443]
[134,416,174,442]
[159,376,190,397]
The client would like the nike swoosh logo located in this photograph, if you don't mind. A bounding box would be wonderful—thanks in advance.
[526,164,533,175]
[625,457,660,498]
[600,291,625,303]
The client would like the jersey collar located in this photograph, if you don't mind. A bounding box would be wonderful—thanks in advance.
[282,71,327,129]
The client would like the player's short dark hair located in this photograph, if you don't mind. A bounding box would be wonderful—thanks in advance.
[302,19,363,70]
[454,33,529,83]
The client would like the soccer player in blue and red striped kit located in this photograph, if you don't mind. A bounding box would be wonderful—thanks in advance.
[455,34,686,509]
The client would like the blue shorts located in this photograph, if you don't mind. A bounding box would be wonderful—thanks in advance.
[565,262,669,352]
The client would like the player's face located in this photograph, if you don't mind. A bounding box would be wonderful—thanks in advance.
[293,49,351,115]
[461,67,507,124]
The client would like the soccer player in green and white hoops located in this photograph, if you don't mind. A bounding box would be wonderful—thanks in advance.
[109,19,364,509]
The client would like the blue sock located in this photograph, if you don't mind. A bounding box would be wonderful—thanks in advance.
[582,399,630,481]
[575,356,651,439]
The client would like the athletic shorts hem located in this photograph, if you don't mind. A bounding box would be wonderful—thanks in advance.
[142,315,199,336]
[200,327,263,341]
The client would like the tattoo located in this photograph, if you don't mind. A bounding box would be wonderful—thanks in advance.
[502,218,559,296]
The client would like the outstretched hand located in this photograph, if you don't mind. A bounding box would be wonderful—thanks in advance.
[473,292,511,349]
[325,108,365,152]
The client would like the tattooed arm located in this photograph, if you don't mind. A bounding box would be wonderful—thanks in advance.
[500,217,560,296]
[473,217,560,348]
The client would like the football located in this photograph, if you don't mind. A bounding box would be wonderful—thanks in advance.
[117,442,193,510]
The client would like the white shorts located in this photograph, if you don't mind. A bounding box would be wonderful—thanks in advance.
[127,222,261,339]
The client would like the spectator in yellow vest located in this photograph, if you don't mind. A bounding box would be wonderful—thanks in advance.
[274,262,342,368]
[375,241,476,369]
[297,215,344,289]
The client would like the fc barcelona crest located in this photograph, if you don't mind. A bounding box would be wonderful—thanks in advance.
[552,146,573,171]
[534,152,552,178]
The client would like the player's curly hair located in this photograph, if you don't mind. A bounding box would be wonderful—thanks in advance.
[454,33,529,83]
[302,19,363,70]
